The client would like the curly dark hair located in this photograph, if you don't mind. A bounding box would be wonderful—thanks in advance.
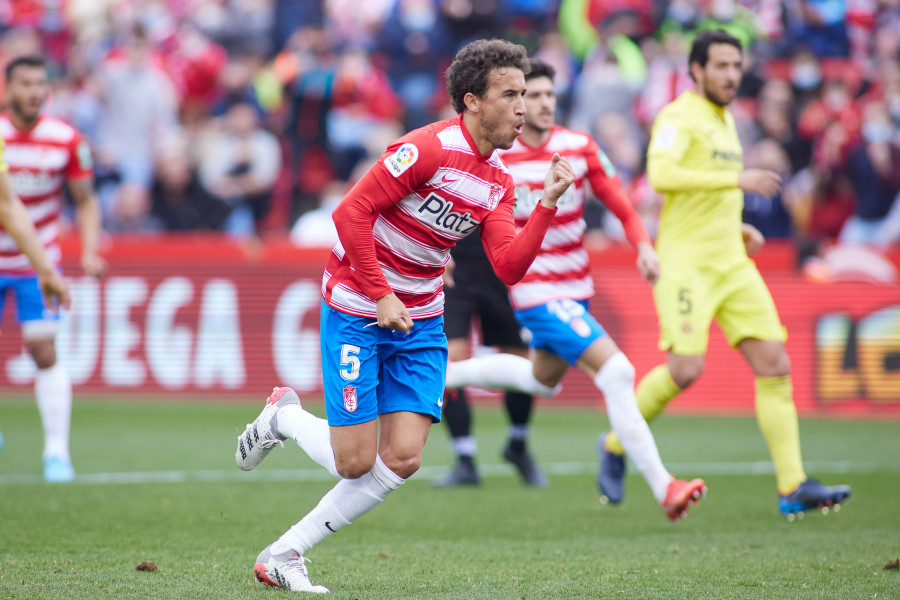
[445,39,530,115]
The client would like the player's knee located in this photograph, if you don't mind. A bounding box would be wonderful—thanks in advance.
[669,358,703,389]
[755,351,791,377]
[336,455,376,480]
[27,342,56,370]
[381,452,421,479]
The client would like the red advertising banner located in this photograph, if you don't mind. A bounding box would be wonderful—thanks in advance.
[1,235,898,416]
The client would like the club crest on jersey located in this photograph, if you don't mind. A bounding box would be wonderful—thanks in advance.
[343,385,358,413]
[488,183,504,210]
[417,192,480,236]
[384,143,418,177]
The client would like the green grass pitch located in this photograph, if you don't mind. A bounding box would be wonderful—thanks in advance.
[1,397,898,599]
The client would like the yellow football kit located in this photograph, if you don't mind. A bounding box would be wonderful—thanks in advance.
[605,91,804,495]
[647,90,785,355]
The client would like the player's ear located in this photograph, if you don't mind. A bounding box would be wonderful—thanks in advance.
[688,60,701,84]
[463,92,481,114]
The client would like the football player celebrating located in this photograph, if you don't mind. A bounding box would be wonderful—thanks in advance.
[235,39,574,593]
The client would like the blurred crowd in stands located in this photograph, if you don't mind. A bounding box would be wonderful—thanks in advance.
[3,0,900,261]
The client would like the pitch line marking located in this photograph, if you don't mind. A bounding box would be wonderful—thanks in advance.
[0,460,895,486]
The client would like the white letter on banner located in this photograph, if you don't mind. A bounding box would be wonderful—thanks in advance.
[194,279,245,388]
[272,281,321,392]
[103,277,148,386]
[146,277,194,389]
[4,348,34,384]
[57,277,101,385]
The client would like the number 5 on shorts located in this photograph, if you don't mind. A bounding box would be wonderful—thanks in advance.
[340,344,361,381]
[678,288,692,315]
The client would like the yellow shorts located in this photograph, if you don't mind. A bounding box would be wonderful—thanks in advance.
[653,259,787,355]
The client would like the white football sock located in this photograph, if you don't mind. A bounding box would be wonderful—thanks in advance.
[508,424,528,441]
[594,353,672,503]
[35,362,72,460]
[451,435,477,457]
[275,404,339,478]
[445,354,560,396]
[278,455,405,554]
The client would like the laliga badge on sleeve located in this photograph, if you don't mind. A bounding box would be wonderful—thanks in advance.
[384,143,418,177]
[654,123,678,151]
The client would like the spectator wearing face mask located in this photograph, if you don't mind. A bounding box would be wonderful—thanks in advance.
[798,77,861,143]
[838,101,900,247]
[788,48,823,106]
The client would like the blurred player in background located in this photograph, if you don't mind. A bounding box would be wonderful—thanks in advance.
[0,115,70,458]
[444,60,707,521]
[0,56,105,482]
[235,40,575,593]
[431,232,547,488]
[599,30,851,518]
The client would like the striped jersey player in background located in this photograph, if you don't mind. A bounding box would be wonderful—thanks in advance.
[0,56,104,482]
[444,60,707,521]
[431,215,548,489]
[235,40,575,593]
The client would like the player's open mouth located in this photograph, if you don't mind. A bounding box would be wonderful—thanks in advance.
[515,124,523,135]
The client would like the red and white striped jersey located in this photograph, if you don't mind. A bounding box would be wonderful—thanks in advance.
[500,125,650,310]
[0,114,93,274]
[323,115,556,319]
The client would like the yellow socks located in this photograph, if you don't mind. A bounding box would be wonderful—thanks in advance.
[755,375,806,495]
[603,368,807,495]
[604,365,681,455]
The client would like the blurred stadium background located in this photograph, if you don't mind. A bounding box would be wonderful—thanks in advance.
[1,4,899,597]
[1,0,899,413]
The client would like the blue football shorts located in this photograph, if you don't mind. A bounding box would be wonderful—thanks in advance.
[0,273,60,324]
[319,300,448,426]
[514,298,607,366]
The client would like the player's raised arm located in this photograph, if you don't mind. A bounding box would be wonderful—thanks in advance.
[0,170,70,308]
[538,153,575,209]
[479,157,574,285]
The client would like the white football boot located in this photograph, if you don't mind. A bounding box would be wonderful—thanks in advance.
[236,387,300,471]
[254,544,329,593]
